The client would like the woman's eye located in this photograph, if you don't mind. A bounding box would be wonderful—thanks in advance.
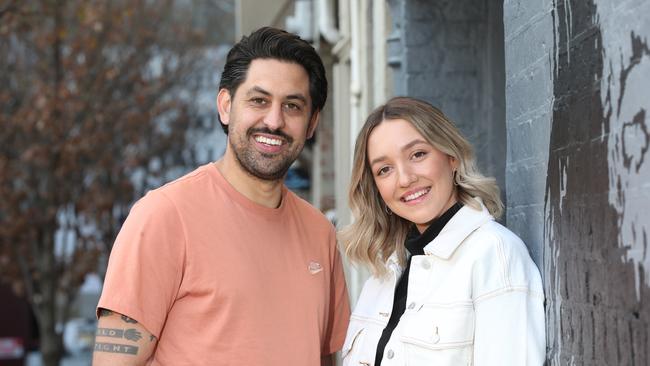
[412,151,427,159]
[377,166,391,176]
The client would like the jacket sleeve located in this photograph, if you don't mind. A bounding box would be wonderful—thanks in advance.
[471,230,546,365]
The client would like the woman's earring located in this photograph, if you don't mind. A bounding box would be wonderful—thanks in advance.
[453,170,459,186]
[385,204,392,216]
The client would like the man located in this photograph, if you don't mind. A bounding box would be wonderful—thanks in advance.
[93,27,350,366]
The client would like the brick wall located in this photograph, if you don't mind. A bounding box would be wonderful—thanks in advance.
[503,0,554,267]
[504,0,650,364]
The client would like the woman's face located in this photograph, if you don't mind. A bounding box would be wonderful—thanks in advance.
[367,118,458,233]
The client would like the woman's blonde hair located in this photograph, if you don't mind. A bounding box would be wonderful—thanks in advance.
[339,97,503,276]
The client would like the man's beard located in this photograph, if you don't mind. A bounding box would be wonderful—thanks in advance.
[230,127,304,181]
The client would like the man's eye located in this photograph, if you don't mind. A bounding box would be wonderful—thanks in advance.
[251,98,267,104]
[284,102,301,111]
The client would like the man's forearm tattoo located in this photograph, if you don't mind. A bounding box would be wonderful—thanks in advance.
[150,334,156,342]
[121,315,138,324]
[96,328,142,342]
[94,342,139,355]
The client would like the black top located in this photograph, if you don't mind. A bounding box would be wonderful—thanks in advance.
[374,202,463,365]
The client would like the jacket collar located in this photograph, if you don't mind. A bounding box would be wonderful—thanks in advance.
[423,197,493,259]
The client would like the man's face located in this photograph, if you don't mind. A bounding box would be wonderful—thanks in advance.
[217,59,319,181]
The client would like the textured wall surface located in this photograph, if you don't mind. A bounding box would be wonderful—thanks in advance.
[505,0,650,364]
[503,0,555,268]
[386,0,507,194]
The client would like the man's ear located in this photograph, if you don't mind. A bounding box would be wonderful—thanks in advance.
[216,89,232,125]
[306,110,321,139]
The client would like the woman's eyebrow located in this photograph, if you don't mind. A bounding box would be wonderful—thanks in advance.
[369,139,428,167]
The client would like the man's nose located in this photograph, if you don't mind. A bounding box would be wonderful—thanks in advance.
[263,103,285,131]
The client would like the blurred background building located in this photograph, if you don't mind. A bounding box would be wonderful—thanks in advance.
[1,1,235,365]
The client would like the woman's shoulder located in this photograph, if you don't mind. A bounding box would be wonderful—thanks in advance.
[467,220,543,292]
[470,220,529,256]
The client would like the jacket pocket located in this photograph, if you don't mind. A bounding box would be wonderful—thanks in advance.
[399,301,474,349]
[341,317,367,366]
[341,325,364,359]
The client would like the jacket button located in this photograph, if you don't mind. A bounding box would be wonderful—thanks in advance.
[421,260,431,270]
[386,349,394,359]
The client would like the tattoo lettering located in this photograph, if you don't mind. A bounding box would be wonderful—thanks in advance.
[94,342,139,355]
[96,328,142,342]
[98,309,113,317]
[121,315,138,324]
[96,328,124,338]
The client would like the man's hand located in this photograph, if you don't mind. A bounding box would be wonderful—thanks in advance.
[92,309,157,366]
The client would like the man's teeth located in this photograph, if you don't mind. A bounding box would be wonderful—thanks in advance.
[255,136,282,146]
[404,189,429,201]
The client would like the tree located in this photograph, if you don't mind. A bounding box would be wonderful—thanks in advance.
[0,1,232,364]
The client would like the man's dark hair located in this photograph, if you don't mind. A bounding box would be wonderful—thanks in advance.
[218,27,327,134]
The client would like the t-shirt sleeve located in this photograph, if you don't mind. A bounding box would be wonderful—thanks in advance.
[322,227,351,355]
[97,190,185,338]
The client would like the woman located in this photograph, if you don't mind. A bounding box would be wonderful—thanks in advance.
[340,97,545,365]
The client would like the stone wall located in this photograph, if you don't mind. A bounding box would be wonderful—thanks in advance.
[504,0,650,364]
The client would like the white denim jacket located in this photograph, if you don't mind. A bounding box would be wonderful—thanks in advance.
[342,200,545,366]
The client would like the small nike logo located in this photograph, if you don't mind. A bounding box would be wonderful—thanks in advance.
[308,261,323,274]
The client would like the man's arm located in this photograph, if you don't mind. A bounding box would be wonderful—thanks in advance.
[92,308,157,366]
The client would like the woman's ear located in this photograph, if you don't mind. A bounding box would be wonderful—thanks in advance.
[448,155,459,170]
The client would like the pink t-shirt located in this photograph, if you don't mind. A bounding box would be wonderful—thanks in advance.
[98,163,350,365]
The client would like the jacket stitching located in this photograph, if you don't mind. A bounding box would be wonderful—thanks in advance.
[400,336,473,350]
[473,286,543,304]
[350,314,389,327]
[487,230,511,288]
